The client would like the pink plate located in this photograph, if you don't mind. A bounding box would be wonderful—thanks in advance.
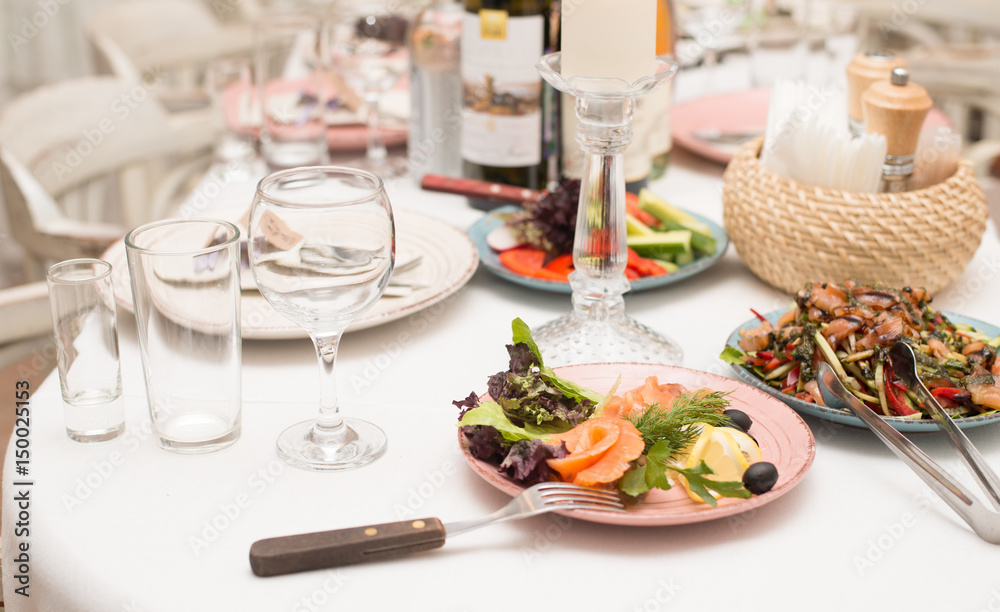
[458,363,816,526]
[222,80,407,154]
[672,87,952,165]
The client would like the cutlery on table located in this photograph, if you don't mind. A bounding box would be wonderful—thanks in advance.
[420,174,542,206]
[691,128,763,145]
[816,344,1000,544]
[249,482,625,576]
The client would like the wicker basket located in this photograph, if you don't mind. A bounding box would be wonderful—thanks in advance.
[722,137,987,296]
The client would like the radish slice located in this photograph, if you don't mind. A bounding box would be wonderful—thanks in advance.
[486,225,522,252]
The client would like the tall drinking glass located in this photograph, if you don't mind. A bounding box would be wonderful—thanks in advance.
[327,0,409,176]
[248,166,394,471]
[256,13,329,169]
[125,219,243,454]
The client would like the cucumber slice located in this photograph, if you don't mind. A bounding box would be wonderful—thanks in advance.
[649,219,716,256]
[638,188,712,236]
[626,213,656,237]
[627,230,692,259]
[652,258,679,273]
[674,250,694,266]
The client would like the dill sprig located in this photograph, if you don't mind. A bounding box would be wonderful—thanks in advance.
[624,390,734,458]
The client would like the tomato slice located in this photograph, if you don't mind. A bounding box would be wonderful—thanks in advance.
[498,247,546,277]
[544,254,574,275]
[534,268,568,281]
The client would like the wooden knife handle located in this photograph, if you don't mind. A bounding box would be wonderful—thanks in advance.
[249,518,446,577]
[420,174,542,205]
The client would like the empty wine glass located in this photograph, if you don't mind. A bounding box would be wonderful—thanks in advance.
[327,0,409,176]
[675,0,748,93]
[249,166,394,471]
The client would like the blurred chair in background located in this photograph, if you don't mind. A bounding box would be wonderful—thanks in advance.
[0,77,214,280]
[85,0,254,111]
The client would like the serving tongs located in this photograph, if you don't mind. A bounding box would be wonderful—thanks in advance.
[816,342,1000,544]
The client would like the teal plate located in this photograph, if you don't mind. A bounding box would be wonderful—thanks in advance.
[468,205,729,294]
[725,309,1000,432]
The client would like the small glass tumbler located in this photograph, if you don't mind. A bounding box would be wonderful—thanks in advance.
[46,259,125,443]
[255,13,329,169]
[125,219,243,454]
[206,57,257,170]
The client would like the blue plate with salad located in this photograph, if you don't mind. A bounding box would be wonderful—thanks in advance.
[468,187,729,294]
[721,282,1000,432]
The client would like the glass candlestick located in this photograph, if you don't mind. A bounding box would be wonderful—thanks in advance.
[532,53,682,367]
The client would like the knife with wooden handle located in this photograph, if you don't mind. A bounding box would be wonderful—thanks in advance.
[249,518,446,577]
[419,174,542,205]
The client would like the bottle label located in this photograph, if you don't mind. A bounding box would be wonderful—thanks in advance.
[460,11,543,168]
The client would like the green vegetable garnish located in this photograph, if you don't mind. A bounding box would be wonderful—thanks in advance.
[624,390,733,455]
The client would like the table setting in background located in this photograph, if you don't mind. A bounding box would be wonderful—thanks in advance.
[4,0,1000,610]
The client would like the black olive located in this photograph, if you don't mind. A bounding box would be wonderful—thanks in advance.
[724,409,753,432]
[720,422,747,433]
[742,462,778,495]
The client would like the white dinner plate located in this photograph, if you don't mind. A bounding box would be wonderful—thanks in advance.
[104,209,478,340]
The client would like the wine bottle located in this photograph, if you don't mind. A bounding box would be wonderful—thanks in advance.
[459,0,554,202]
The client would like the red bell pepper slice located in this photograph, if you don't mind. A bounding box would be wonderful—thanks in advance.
[534,253,574,281]
[626,248,668,277]
[763,357,786,371]
[931,387,971,402]
[626,192,660,228]
[883,366,920,417]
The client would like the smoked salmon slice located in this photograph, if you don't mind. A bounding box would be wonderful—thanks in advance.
[546,417,644,486]
[602,376,687,418]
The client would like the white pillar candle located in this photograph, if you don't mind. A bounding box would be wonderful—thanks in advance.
[560,0,657,84]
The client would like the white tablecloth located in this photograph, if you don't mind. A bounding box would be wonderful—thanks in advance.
[4,140,1000,611]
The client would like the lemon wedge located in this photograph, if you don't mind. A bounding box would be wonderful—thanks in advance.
[724,428,763,466]
[676,424,760,503]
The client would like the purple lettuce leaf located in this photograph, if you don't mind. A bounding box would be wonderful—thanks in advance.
[498,438,569,484]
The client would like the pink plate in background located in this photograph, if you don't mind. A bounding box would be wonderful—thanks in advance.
[458,362,816,527]
[672,87,952,165]
[222,80,407,153]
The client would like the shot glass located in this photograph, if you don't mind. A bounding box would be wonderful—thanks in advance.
[46,259,125,443]
[125,219,243,454]
[254,13,328,169]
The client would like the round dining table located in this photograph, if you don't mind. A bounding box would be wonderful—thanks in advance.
[5,98,1000,610]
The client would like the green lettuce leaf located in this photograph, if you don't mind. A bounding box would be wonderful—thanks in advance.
[719,345,746,365]
[457,400,563,442]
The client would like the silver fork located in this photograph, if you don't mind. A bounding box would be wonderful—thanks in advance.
[816,347,1000,545]
[249,482,625,576]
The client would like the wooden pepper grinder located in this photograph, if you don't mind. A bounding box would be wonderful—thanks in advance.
[846,51,907,138]
[862,67,933,193]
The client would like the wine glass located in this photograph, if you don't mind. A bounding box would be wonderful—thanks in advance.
[248,166,394,471]
[675,0,748,93]
[327,0,410,177]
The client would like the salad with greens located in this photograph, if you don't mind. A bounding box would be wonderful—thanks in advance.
[720,280,1000,419]
[455,319,777,506]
